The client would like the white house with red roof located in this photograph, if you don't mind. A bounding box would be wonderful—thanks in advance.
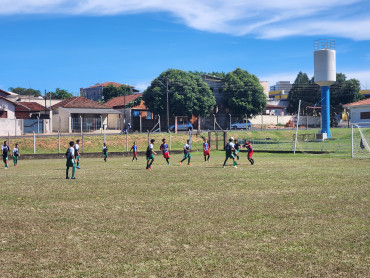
[51,97,120,132]
[80,82,139,102]
[343,98,370,125]
[0,96,22,136]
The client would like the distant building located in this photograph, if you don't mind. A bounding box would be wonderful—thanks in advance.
[80,82,139,102]
[270,81,292,93]
[360,90,370,98]
[343,98,370,125]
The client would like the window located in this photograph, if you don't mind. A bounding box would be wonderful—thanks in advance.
[146,112,152,119]
[360,112,370,119]
[132,111,140,117]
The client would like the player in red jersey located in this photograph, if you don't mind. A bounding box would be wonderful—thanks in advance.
[130,142,138,161]
[203,139,210,162]
[160,138,170,165]
[243,141,254,165]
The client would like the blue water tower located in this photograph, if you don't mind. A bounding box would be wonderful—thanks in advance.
[314,39,336,139]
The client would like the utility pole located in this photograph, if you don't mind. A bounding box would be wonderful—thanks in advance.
[166,79,169,131]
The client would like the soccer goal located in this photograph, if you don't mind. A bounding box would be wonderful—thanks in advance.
[351,123,370,158]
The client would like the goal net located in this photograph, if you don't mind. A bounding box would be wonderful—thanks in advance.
[351,123,370,158]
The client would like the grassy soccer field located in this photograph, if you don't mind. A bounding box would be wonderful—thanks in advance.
[1,152,369,277]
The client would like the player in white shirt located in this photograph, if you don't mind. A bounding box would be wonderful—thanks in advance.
[223,137,237,168]
[75,139,81,169]
[102,143,108,162]
[1,141,10,169]
[146,139,157,170]
[179,139,191,165]
[66,141,76,179]
[12,143,20,166]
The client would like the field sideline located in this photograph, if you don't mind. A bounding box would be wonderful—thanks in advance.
[1,152,369,277]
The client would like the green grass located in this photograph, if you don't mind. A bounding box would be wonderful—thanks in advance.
[0,152,369,277]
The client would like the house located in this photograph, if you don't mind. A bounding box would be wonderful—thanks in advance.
[0,96,22,136]
[15,102,51,133]
[81,82,139,102]
[51,97,120,133]
[343,98,370,125]
[104,93,154,131]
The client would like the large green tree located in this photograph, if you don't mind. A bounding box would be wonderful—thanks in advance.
[221,68,266,116]
[46,88,73,99]
[287,72,363,114]
[102,84,133,102]
[8,87,41,97]
[142,69,216,118]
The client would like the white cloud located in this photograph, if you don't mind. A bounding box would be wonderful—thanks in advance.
[345,70,370,89]
[1,0,369,40]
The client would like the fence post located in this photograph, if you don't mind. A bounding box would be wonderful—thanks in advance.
[213,114,216,131]
[126,131,129,152]
[33,131,36,154]
[140,114,142,133]
[169,130,171,151]
[229,114,232,130]
[147,130,150,145]
[306,115,308,130]
[208,131,211,148]
[80,116,83,137]
[158,115,161,132]
[216,132,218,150]
[81,132,84,153]
[100,116,103,135]
[37,116,40,135]
[58,131,60,153]
[277,115,279,130]
[223,131,227,151]
[189,130,192,148]
[351,124,354,158]
[260,114,263,131]
[8,132,10,147]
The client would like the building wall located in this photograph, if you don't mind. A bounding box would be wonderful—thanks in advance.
[0,119,23,136]
[350,106,370,125]
[83,86,104,101]
[52,107,71,132]
[249,115,320,126]
[270,81,292,93]
[0,98,15,119]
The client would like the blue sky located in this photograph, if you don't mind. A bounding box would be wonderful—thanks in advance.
[1,0,370,95]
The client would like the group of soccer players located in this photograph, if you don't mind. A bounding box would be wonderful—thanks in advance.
[143,137,253,170]
[1,141,20,169]
[1,136,254,178]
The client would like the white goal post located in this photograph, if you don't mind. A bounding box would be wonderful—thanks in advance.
[351,123,370,158]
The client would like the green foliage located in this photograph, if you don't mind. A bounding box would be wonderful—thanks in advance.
[142,69,216,117]
[102,84,133,102]
[221,68,266,116]
[46,88,73,99]
[189,70,226,79]
[288,72,363,114]
[8,87,41,97]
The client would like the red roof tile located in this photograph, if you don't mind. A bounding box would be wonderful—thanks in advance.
[0,89,10,95]
[51,97,111,110]
[105,93,143,108]
[16,102,46,111]
[0,96,17,105]
[343,98,370,107]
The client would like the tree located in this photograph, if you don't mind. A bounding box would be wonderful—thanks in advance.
[142,69,216,118]
[287,72,320,114]
[102,84,133,102]
[8,87,41,97]
[221,68,266,116]
[46,88,73,99]
[287,72,363,114]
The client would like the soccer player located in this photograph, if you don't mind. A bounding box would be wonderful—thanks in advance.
[102,143,108,162]
[203,139,210,162]
[223,137,237,168]
[179,139,191,165]
[130,142,138,161]
[146,139,156,170]
[160,138,170,165]
[1,141,10,169]
[234,139,241,160]
[66,141,76,179]
[12,143,20,167]
[243,141,254,165]
[75,139,81,169]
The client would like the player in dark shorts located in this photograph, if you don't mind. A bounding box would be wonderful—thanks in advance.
[102,143,108,162]
[179,139,191,165]
[223,137,237,168]
[65,141,76,179]
[1,141,10,169]
[146,139,157,170]
[234,139,241,160]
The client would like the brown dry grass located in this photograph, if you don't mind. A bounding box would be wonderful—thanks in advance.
[0,152,369,277]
